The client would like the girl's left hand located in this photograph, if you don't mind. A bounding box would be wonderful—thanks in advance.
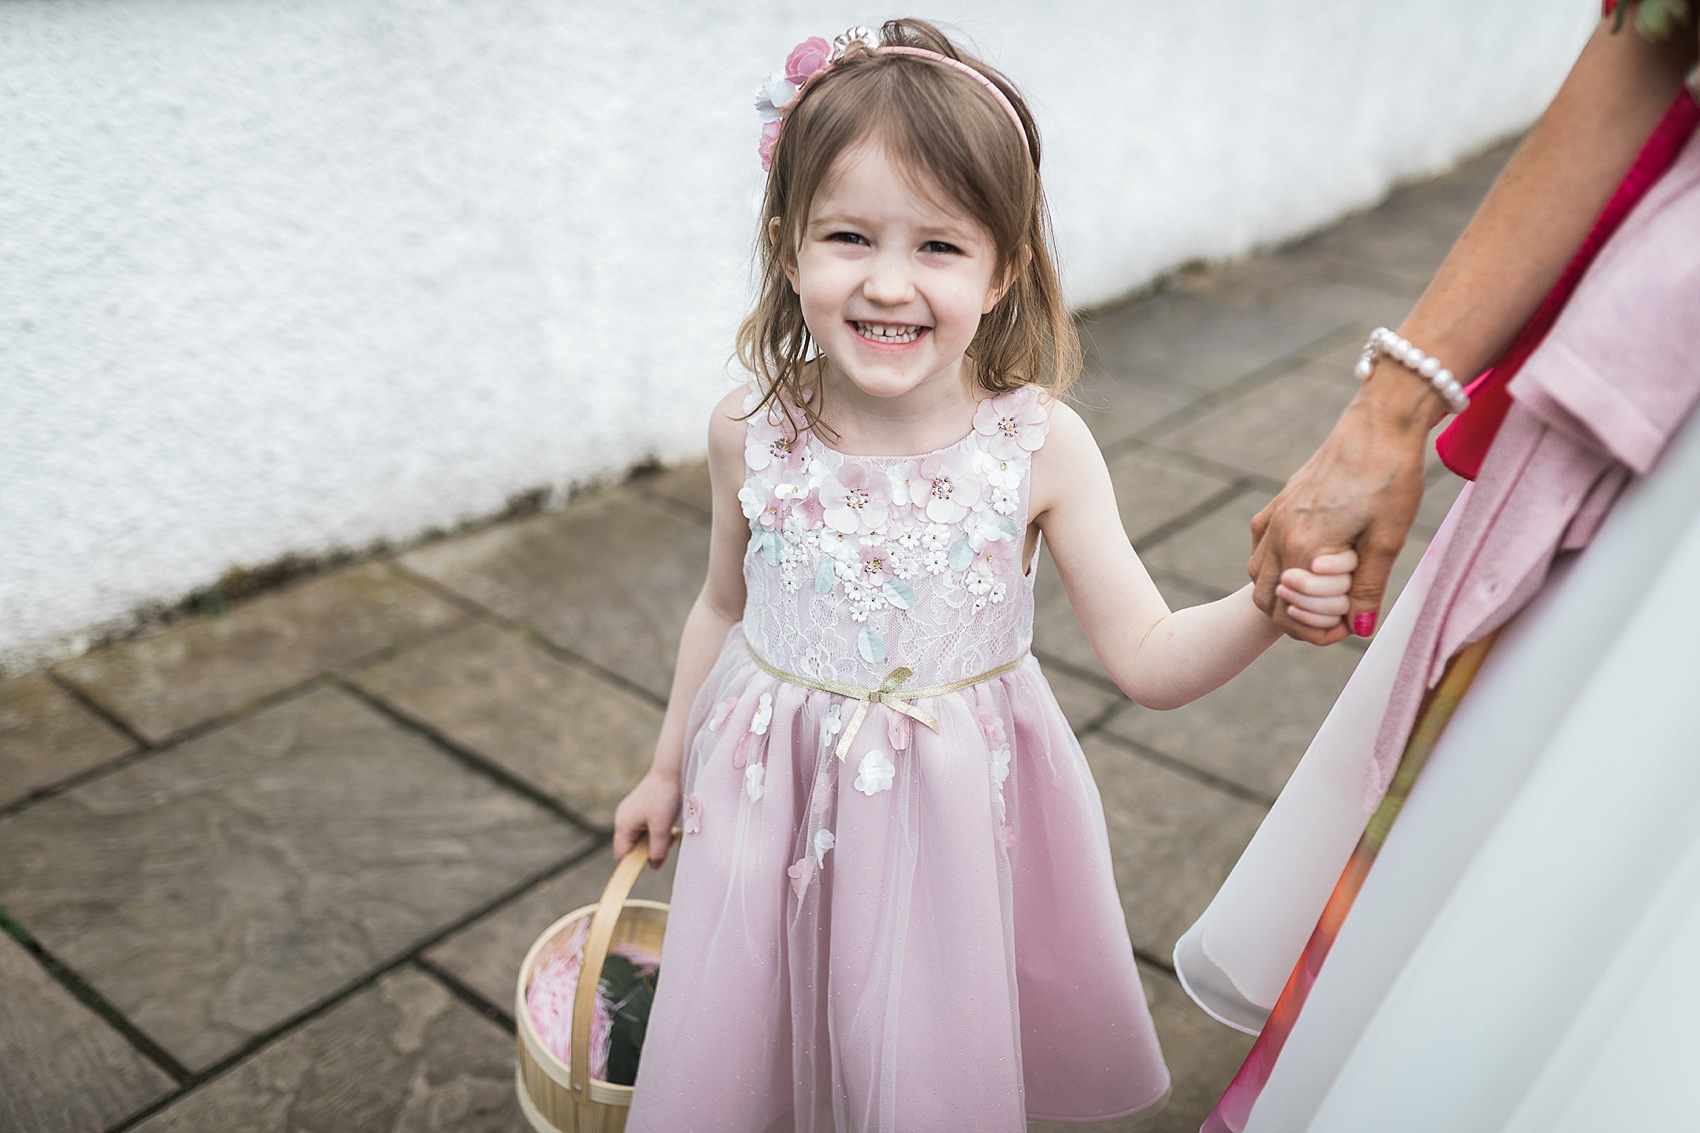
[1274,549,1359,630]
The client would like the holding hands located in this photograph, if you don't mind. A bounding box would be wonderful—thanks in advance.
[1271,547,1364,637]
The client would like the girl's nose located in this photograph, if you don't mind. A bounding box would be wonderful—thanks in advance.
[861,254,915,306]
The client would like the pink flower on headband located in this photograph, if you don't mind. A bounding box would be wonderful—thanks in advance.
[758,120,782,171]
[785,37,832,85]
[757,29,882,172]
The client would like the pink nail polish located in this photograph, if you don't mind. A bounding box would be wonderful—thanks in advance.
[1352,611,1377,637]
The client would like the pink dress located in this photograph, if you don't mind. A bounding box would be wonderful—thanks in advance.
[627,385,1170,1132]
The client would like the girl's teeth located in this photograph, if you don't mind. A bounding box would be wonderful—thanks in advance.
[857,323,922,344]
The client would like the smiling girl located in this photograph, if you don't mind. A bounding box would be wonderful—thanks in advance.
[612,20,1355,1132]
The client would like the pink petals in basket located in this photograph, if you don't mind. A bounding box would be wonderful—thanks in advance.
[525,917,662,1082]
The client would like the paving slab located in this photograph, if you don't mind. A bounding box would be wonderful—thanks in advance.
[1071,367,1204,451]
[130,968,517,1133]
[1027,961,1253,1133]
[0,686,588,1072]
[1040,662,1127,734]
[1151,360,1359,484]
[1281,152,1504,292]
[54,563,464,743]
[635,459,714,520]
[350,621,662,829]
[1081,292,1345,392]
[1106,446,1239,546]
[0,931,175,1133]
[426,846,677,1019]
[401,490,709,700]
[1100,637,1362,801]
[1190,259,1411,334]
[1033,561,1219,685]
[0,672,135,807]
[1139,489,1273,599]
[1081,736,1267,962]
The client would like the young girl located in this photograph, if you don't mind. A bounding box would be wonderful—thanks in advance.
[613,20,1355,1132]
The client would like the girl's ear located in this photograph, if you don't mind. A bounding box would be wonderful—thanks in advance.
[770,217,799,294]
[983,244,1033,314]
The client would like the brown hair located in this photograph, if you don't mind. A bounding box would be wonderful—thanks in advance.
[734,19,1079,440]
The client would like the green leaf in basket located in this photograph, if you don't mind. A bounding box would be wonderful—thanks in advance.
[599,953,659,1087]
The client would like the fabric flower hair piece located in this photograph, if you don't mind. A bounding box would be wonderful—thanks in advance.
[754,28,880,170]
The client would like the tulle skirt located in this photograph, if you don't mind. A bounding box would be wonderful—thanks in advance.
[626,637,1170,1132]
[1177,405,1700,1132]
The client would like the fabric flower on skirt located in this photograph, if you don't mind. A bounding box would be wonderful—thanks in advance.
[819,703,843,749]
[974,389,1050,460]
[854,750,896,796]
[683,795,704,834]
[745,763,766,801]
[788,855,817,899]
[750,692,774,735]
[813,828,836,866]
[709,696,739,732]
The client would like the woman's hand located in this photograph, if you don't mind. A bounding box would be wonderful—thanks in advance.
[613,768,682,869]
[1249,384,1431,644]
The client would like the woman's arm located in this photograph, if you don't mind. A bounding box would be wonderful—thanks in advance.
[612,388,750,867]
[1034,405,1288,710]
[1252,15,1699,644]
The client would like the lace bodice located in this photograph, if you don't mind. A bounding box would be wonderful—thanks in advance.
[739,384,1048,686]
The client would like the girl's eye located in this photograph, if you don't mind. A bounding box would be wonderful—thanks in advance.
[827,231,868,246]
[921,240,962,255]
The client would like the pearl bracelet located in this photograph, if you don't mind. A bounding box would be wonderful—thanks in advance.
[1355,327,1470,415]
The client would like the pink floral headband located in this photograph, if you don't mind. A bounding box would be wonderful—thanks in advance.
[754,26,1031,172]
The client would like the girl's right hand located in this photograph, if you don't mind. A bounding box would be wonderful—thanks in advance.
[1273,549,1361,632]
[613,768,682,869]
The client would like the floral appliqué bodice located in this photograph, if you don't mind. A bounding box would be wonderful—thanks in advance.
[739,384,1049,686]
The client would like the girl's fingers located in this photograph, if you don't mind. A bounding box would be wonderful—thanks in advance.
[1308,549,1359,575]
[1279,568,1352,598]
[1285,603,1344,629]
[1277,584,1349,616]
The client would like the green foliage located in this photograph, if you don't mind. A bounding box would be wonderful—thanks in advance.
[1611,0,1694,41]
[599,953,658,1087]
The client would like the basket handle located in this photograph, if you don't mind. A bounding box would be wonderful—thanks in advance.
[570,844,652,1095]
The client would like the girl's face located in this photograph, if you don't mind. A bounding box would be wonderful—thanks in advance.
[784,141,1008,407]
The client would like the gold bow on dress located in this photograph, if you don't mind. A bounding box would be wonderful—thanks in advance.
[745,639,1026,761]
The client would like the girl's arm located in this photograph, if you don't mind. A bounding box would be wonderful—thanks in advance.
[612,388,751,867]
[1034,405,1297,710]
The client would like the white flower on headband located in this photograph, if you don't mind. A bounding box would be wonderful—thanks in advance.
[754,72,797,122]
[830,26,881,62]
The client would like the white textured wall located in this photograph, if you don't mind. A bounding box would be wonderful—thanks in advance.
[1,0,1594,670]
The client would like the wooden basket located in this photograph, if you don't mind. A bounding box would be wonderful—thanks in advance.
[516,846,668,1133]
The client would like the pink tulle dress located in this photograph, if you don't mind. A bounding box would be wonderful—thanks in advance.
[626,385,1170,1132]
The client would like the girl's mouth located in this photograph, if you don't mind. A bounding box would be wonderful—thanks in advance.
[852,322,926,345]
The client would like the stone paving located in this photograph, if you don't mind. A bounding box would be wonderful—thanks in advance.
[0,141,1508,1133]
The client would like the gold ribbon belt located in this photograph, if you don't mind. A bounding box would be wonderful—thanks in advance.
[744,639,1027,762]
